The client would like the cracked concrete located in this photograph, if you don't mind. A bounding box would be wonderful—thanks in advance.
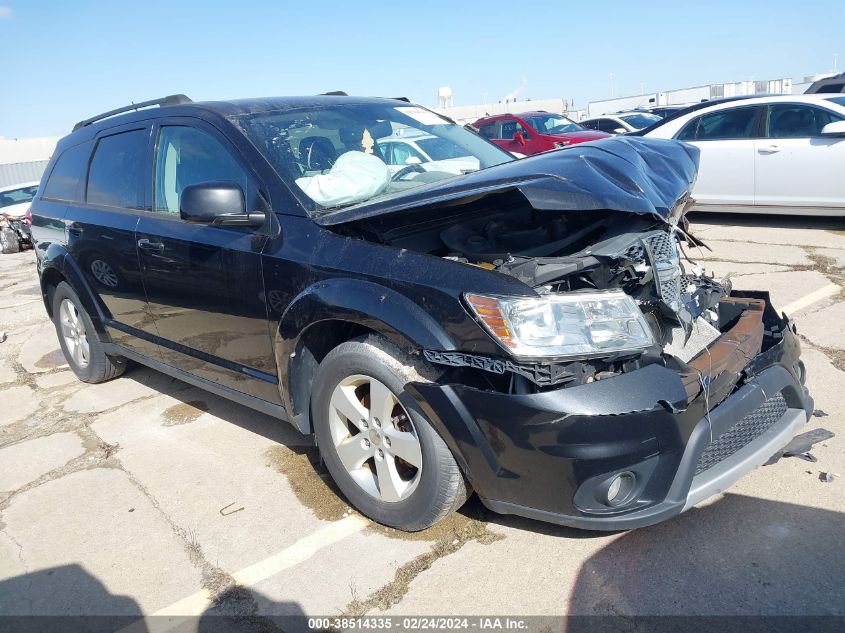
[1,214,844,626]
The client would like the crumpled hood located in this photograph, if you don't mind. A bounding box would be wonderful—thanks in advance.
[315,136,699,227]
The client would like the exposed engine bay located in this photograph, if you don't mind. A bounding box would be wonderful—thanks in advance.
[330,188,781,394]
[320,136,784,398]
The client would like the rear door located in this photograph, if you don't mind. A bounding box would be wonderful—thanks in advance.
[135,120,280,403]
[676,105,763,206]
[754,103,845,210]
[67,125,161,358]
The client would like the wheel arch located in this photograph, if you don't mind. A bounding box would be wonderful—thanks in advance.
[39,244,111,340]
[275,279,457,434]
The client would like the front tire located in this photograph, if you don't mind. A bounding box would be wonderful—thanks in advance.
[311,335,468,531]
[52,282,127,383]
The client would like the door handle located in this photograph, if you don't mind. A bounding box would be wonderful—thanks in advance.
[137,238,165,252]
[758,144,781,154]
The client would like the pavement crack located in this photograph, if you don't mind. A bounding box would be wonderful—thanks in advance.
[1,527,29,574]
[117,459,240,604]
[798,333,845,373]
[342,517,504,616]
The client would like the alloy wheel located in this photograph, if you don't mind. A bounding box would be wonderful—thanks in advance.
[59,298,90,369]
[328,374,422,502]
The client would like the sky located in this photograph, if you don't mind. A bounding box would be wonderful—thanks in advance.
[1,0,843,138]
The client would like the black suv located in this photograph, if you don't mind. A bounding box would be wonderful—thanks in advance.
[31,94,812,531]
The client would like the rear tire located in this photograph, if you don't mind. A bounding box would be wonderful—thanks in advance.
[0,228,20,254]
[311,335,468,531]
[51,282,127,383]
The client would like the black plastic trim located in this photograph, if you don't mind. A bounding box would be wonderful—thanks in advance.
[104,344,289,422]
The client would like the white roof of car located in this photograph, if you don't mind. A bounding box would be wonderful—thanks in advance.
[378,131,435,142]
[0,181,40,193]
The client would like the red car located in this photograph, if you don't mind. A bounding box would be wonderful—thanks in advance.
[474,111,610,155]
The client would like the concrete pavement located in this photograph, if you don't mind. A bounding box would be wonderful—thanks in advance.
[1,213,843,630]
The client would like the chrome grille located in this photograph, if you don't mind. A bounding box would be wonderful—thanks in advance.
[645,231,674,260]
[643,231,682,310]
[695,392,788,475]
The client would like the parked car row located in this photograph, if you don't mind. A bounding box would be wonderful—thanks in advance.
[469,93,844,217]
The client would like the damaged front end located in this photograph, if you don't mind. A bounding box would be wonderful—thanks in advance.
[319,137,813,528]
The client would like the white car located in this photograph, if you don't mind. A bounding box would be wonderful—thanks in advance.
[377,132,480,175]
[644,95,845,215]
[0,180,39,253]
[580,111,662,135]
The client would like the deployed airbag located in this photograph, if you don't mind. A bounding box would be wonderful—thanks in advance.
[296,151,390,207]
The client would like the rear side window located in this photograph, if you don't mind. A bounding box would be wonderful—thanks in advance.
[86,130,148,209]
[766,104,843,138]
[478,124,496,139]
[42,142,92,201]
[677,106,759,141]
[498,120,530,140]
[596,118,622,133]
[580,120,600,131]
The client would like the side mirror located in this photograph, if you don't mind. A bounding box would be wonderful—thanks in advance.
[180,182,265,227]
[513,131,528,146]
[404,156,422,165]
[820,120,845,136]
[613,127,627,135]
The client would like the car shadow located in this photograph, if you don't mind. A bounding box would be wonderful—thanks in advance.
[0,563,314,633]
[566,493,845,618]
[120,363,306,447]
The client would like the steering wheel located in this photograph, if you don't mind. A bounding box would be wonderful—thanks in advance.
[391,163,427,182]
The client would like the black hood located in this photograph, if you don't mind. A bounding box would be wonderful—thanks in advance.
[315,137,699,227]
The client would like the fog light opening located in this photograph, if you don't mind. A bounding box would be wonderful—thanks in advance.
[606,472,636,506]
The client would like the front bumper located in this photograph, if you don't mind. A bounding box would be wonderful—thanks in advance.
[407,302,812,530]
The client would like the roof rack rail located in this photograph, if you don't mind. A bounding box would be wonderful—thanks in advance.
[72,94,192,131]
[320,91,348,96]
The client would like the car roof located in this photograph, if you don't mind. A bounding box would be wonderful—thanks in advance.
[583,112,655,121]
[60,95,413,147]
[476,111,565,122]
[0,181,40,193]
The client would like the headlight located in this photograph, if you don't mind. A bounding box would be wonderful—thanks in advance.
[465,291,654,359]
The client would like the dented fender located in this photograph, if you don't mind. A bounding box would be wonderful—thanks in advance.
[274,277,459,425]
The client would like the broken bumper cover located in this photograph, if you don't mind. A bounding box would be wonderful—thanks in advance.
[406,315,813,531]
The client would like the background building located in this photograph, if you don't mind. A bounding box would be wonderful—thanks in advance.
[0,135,59,187]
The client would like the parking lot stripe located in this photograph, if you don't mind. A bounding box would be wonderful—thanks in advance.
[117,514,369,630]
[781,283,840,316]
[230,514,369,587]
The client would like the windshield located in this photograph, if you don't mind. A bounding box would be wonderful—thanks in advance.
[0,185,37,209]
[619,113,662,129]
[523,114,582,135]
[235,103,512,212]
